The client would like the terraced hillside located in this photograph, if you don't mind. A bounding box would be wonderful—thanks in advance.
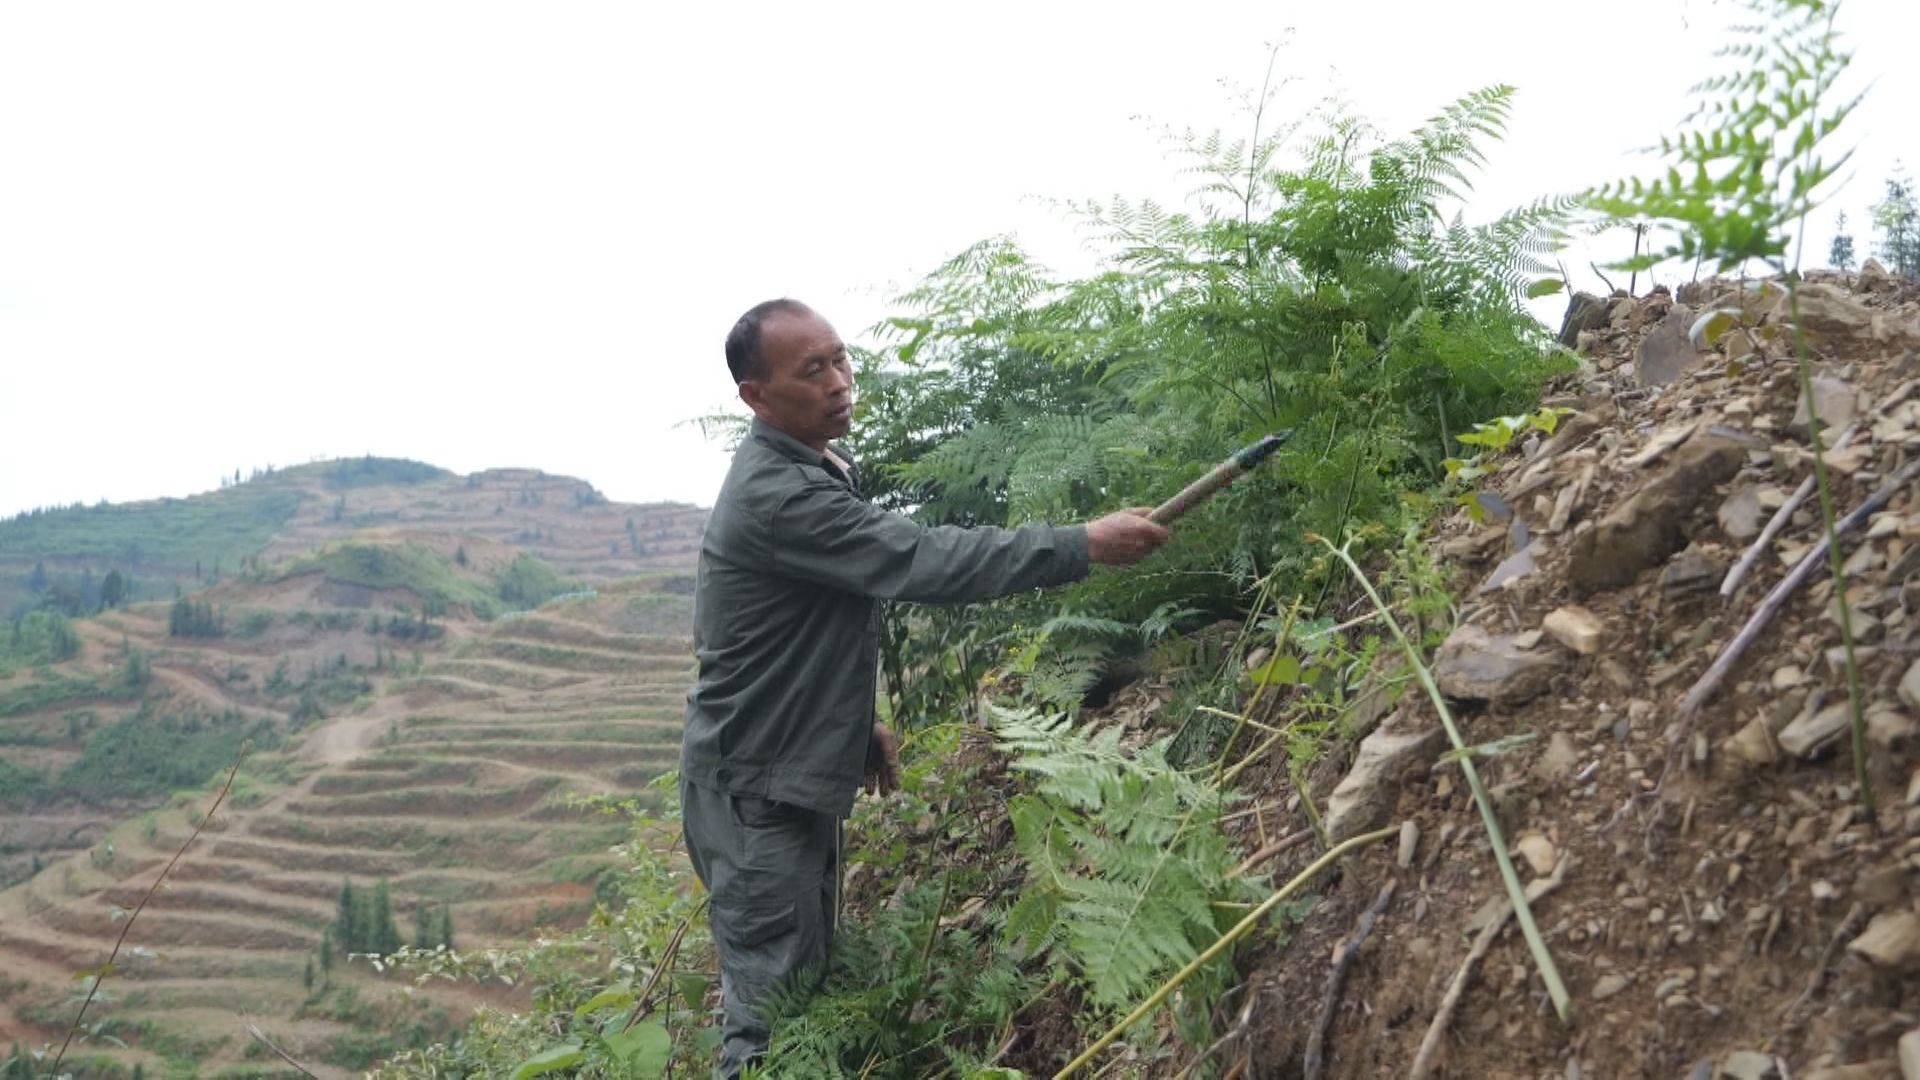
[0,575,694,1075]
[0,508,700,1074]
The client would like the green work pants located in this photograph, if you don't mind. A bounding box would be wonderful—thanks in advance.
[681,779,839,1079]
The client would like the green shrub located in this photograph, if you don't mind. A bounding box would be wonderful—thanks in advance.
[283,543,501,618]
[322,456,451,490]
[0,611,80,675]
[493,554,574,610]
[57,704,278,801]
[0,759,49,806]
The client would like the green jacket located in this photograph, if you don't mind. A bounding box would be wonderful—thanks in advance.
[681,419,1090,817]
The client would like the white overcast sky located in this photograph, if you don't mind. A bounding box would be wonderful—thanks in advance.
[2,1,1915,519]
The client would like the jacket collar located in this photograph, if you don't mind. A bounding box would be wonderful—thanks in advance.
[749,418,858,487]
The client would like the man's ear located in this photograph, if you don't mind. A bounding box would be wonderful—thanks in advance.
[737,380,768,420]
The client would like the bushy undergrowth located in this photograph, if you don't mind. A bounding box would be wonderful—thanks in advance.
[854,87,1570,739]
[59,703,279,802]
[371,787,709,1079]
[368,714,1259,1080]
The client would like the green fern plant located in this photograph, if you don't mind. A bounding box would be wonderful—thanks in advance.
[993,708,1262,1036]
[854,88,1573,748]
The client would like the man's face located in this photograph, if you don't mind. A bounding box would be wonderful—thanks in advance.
[738,308,854,451]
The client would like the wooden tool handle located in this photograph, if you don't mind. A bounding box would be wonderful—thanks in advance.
[1147,434,1289,526]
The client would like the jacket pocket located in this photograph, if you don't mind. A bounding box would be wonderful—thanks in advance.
[717,897,797,950]
[729,794,807,831]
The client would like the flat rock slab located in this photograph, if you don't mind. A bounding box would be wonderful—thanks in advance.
[1558,291,1611,347]
[1568,428,1747,596]
[1848,909,1920,973]
[1790,281,1920,351]
[1542,605,1603,655]
[1778,701,1851,758]
[1718,485,1767,542]
[1434,624,1560,705]
[1636,308,1710,387]
[1325,718,1446,842]
[1788,374,1858,440]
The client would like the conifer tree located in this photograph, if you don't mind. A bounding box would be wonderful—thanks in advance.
[1830,210,1855,271]
[372,879,398,955]
[336,880,356,948]
[438,903,454,950]
[100,570,127,609]
[27,562,46,594]
[303,958,314,991]
[1874,169,1920,277]
[413,901,433,949]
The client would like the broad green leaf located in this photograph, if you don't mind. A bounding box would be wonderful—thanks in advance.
[1524,278,1565,298]
[674,972,710,1010]
[604,1023,671,1076]
[573,986,634,1019]
[1457,491,1488,524]
[1249,653,1302,688]
[1524,407,1571,436]
[510,1042,584,1080]
[1688,309,1740,348]
[1456,417,1520,451]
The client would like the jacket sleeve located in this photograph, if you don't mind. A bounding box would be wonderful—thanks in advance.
[769,477,1090,603]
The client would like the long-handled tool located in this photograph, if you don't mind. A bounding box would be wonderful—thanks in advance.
[1148,432,1292,525]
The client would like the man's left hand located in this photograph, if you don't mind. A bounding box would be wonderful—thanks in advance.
[865,722,901,796]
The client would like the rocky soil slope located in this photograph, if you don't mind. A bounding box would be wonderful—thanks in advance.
[1229,261,1920,1078]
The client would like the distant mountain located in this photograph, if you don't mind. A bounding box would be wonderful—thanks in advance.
[0,457,706,615]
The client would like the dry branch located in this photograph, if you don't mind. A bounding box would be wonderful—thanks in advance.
[1779,901,1866,1021]
[1232,828,1313,878]
[1408,860,1569,1080]
[1720,424,1859,596]
[244,1020,321,1078]
[1303,880,1398,1080]
[1682,453,1920,715]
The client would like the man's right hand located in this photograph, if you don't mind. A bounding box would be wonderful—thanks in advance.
[1086,509,1171,567]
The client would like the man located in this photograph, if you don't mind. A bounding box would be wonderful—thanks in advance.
[681,298,1169,1077]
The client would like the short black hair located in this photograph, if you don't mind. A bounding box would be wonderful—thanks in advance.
[724,298,814,384]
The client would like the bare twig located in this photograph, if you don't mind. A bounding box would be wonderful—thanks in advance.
[243,1019,321,1078]
[51,742,251,1073]
[1303,880,1398,1080]
[619,896,708,1033]
[1720,424,1859,597]
[1176,981,1259,1080]
[1408,860,1569,1080]
[1779,902,1867,1022]
[1682,454,1920,716]
[1232,827,1314,878]
[1053,825,1398,1079]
